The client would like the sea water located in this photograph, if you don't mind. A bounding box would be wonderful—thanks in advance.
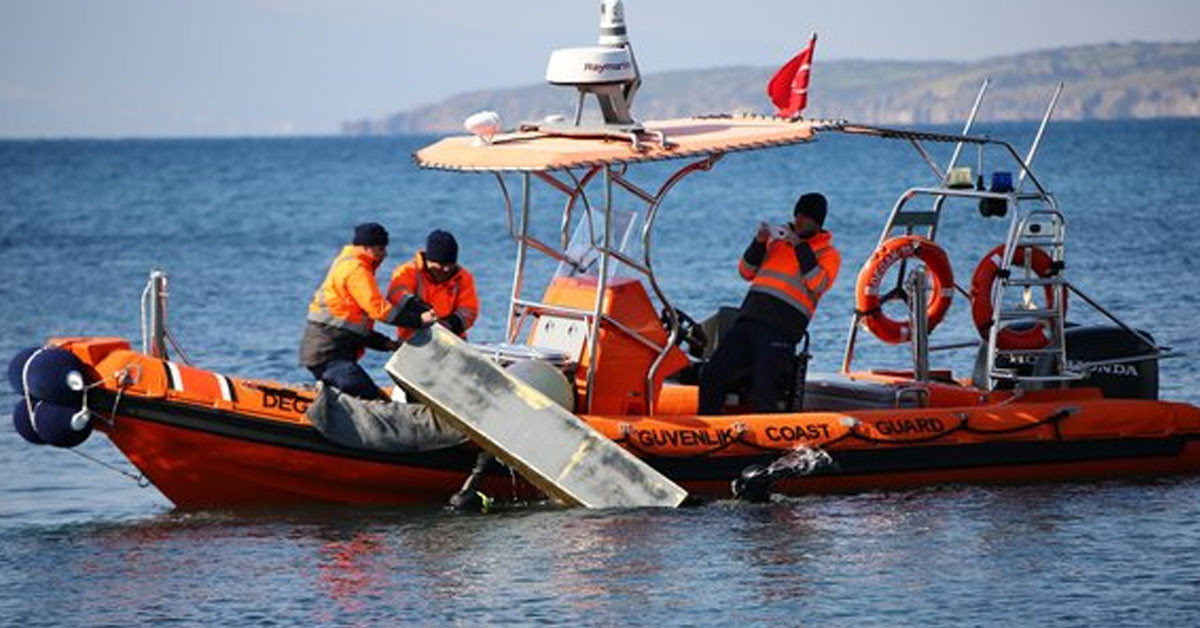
[2,120,1200,625]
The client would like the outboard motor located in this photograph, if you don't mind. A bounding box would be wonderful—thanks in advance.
[972,324,1160,399]
[1062,325,1159,400]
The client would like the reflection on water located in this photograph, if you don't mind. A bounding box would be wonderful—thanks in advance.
[3,481,1200,625]
[314,528,387,622]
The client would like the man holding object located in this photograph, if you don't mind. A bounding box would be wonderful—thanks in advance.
[699,193,841,414]
[300,222,436,400]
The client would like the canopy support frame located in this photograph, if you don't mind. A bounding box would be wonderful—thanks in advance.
[495,153,723,412]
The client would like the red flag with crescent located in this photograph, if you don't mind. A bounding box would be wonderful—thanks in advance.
[767,33,817,118]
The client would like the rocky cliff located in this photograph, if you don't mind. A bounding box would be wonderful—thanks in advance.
[344,41,1200,135]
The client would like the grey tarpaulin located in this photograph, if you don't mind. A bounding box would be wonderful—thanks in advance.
[306,383,468,453]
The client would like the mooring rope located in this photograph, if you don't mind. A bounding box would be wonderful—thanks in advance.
[21,350,149,488]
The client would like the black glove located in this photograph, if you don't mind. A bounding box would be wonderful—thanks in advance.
[365,331,399,352]
[793,241,818,273]
[394,297,434,328]
[438,314,466,335]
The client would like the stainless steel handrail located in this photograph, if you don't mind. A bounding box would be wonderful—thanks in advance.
[583,167,615,411]
[504,173,533,343]
[1017,82,1064,194]
[640,154,723,412]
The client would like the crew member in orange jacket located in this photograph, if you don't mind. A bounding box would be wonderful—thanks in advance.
[300,222,436,400]
[699,193,841,414]
[387,230,479,340]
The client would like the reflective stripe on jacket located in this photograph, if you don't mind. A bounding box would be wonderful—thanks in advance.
[387,252,479,339]
[306,245,402,336]
[740,230,840,331]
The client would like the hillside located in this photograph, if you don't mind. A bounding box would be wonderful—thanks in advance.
[344,41,1200,134]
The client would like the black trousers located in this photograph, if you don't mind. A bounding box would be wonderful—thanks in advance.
[309,360,387,401]
[698,318,796,415]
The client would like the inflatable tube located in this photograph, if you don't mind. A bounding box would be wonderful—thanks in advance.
[12,400,45,445]
[7,346,39,395]
[970,244,1065,349]
[855,236,955,344]
[23,347,87,407]
[31,400,92,448]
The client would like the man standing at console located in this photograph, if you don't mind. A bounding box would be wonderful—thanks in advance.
[699,193,841,414]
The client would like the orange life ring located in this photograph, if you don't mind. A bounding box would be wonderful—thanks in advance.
[970,244,1065,349]
[855,235,955,344]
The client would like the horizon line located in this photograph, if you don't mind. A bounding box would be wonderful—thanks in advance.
[2,117,1197,142]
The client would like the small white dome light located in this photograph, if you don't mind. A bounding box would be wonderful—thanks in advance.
[464,111,503,146]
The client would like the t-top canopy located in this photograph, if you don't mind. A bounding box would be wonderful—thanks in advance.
[414,115,837,172]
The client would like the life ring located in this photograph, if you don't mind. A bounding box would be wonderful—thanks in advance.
[970,244,1065,349]
[855,236,955,344]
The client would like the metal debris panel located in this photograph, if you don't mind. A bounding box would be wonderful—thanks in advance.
[385,325,688,508]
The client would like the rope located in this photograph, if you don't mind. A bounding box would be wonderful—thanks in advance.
[612,422,750,459]
[66,447,149,487]
[74,369,147,486]
[962,408,1074,435]
[840,414,970,446]
[20,347,44,432]
[734,407,1076,499]
[609,406,1076,461]
[27,351,147,487]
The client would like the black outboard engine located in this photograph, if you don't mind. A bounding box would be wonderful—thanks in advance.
[973,325,1160,399]
[1061,325,1159,400]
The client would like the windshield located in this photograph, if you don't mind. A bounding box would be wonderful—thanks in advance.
[554,208,641,278]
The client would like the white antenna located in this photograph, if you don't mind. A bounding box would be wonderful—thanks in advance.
[543,0,642,129]
[598,0,629,46]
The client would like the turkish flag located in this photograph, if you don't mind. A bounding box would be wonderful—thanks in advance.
[767,34,818,118]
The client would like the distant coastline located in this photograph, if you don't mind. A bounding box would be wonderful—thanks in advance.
[344,41,1200,135]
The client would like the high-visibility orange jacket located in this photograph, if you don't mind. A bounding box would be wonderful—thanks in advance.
[300,245,405,367]
[387,253,479,340]
[308,245,403,334]
[737,229,841,342]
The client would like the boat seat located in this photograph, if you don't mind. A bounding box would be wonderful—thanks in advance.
[800,373,922,411]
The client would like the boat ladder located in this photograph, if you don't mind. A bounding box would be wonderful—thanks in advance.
[986,209,1084,385]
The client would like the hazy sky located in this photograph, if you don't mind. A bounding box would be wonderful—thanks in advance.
[2,0,1198,137]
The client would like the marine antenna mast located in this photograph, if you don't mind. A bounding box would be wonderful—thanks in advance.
[529,0,668,148]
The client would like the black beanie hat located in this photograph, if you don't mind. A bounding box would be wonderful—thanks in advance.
[353,222,389,247]
[425,229,459,264]
[793,193,828,227]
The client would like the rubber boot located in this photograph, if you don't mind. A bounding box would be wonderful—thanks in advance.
[447,451,494,513]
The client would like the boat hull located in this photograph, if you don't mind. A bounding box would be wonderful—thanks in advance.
[99,395,538,508]
[33,338,1200,509]
[97,391,1200,509]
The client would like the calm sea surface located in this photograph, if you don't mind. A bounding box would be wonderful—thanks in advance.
[2,120,1200,626]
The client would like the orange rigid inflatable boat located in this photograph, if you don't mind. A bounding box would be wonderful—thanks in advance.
[21,321,1200,509]
[11,4,1200,509]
